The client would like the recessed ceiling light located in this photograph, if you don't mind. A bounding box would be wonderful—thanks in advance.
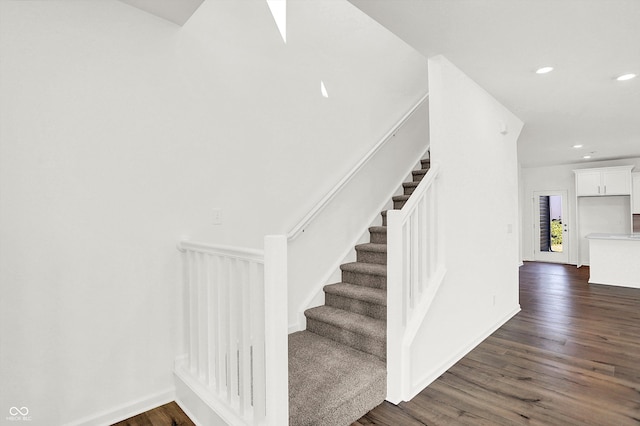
[583,155,592,159]
[573,144,583,148]
[536,66,554,74]
[616,73,637,81]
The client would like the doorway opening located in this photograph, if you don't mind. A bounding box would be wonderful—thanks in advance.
[534,191,569,264]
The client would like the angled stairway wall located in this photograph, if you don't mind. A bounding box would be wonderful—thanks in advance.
[287,97,430,331]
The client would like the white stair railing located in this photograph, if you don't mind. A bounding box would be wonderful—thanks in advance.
[176,235,288,426]
[386,162,446,404]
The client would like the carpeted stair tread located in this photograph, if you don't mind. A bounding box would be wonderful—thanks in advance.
[289,330,386,426]
[412,169,427,182]
[393,194,411,209]
[421,159,431,168]
[324,283,386,306]
[305,306,385,342]
[340,261,386,277]
[380,210,389,226]
[324,283,386,320]
[355,243,387,265]
[392,195,410,202]
[403,181,419,196]
[355,243,387,253]
[368,226,387,244]
[305,306,386,360]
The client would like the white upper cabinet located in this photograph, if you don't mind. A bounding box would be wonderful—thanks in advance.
[575,170,602,196]
[574,166,634,196]
[633,173,640,213]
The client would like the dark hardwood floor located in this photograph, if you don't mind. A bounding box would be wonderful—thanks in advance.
[117,262,640,425]
[354,261,640,425]
[112,402,194,426]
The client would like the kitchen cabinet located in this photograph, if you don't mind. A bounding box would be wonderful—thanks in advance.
[633,172,640,214]
[587,234,640,289]
[573,165,635,266]
[574,166,633,196]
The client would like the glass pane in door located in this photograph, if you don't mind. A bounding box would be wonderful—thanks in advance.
[539,195,563,252]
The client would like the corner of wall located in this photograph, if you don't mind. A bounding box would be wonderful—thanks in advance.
[406,55,523,402]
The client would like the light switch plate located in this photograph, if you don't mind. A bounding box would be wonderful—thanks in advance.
[212,208,222,225]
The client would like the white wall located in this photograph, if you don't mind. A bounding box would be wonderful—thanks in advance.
[288,99,429,330]
[520,157,640,264]
[405,56,523,397]
[577,196,631,264]
[0,0,428,424]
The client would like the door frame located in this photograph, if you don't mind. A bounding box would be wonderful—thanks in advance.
[532,190,570,264]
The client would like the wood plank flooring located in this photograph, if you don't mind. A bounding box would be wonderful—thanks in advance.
[112,402,194,426]
[116,261,639,425]
[354,261,640,425]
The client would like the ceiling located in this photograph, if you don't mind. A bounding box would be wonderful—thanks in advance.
[348,0,640,168]
[118,0,203,25]
[119,0,639,168]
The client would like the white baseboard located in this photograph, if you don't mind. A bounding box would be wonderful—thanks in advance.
[173,359,243,426]
[64,388,176,426]
[403,305,521,402]
[174,372,229,426]
[174,399,206,426]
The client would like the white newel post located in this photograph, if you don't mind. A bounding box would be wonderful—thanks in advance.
[263,235,289,426]
[386,209,407,404]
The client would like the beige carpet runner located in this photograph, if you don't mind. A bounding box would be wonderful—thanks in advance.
[288,159,430,426]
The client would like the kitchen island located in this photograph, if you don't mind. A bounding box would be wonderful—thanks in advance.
[586,233,640,289]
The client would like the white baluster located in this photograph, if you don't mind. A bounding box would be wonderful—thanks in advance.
[220,256,230,399]
[188,250,198,375]
[239,259,251,415]
[205,253,216,388]
[419,195,428,296]
[231,260,238,404]
[251,261,266,423]
[198,252,208,382]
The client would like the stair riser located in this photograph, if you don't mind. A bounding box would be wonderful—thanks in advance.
[421,160,430,168]
[356,250,386,265]
[342,271,386,290]
[381,214,387,226]
[325,294,386,321]
[404,186,416,196]
[369,231,386,244]
[306,319,386,361]
[393,200,406,209]
[412,172,426,183]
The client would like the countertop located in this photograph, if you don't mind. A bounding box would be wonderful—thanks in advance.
[586,233,640,240]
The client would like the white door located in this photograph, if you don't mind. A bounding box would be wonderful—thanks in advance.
[533,190,569,263]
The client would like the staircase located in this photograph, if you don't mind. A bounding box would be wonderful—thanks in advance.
[288,158,431,426]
